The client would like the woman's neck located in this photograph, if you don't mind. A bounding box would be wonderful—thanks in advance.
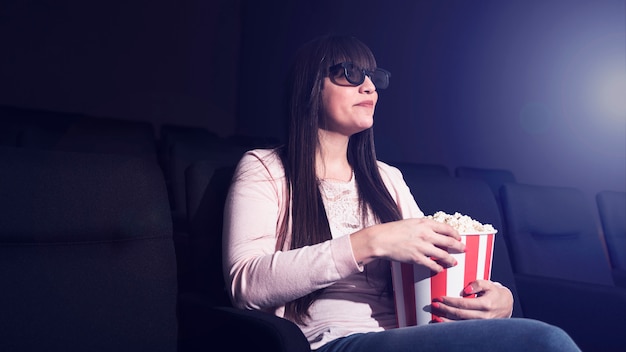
[316,129,352,181]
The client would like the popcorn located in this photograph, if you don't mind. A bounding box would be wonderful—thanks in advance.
[426,211,496,234]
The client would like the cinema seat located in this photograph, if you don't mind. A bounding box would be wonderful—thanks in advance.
[18,115,157,160]
[0,146,178,351]
[455,166,516,199]
[455,166,516,222]
[597,190,626,288]
[500,182,626,351]
[157,124,222,194]
[500,183,613,285]
[389,161,451,180]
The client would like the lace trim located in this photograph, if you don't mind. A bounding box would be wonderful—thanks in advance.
[318,175,362,238]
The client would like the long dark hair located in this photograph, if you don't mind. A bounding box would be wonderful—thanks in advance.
[278,34,402,324]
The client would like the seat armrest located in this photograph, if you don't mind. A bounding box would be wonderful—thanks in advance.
[514,273,626,351]
[178,293,310,352]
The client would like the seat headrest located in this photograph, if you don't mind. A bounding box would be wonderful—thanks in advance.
[0,147,172,243]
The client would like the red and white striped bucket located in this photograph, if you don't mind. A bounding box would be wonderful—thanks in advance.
[391,231,496,327]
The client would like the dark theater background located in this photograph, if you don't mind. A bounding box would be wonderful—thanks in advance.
[1,0,624,208]
[1,0,625,351]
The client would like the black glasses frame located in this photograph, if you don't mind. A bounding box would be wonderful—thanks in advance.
[329,62,391,89]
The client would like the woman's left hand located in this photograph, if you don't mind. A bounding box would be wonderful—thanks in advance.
[430,280,514,322]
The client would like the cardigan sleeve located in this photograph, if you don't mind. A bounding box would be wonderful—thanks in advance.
[222,150,363,310]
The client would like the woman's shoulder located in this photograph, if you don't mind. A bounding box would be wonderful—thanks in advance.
[375,159,411,194]
[376,159,404,181]
[241,148,280,161]
[236,148,285,179]
[375,159,424,217]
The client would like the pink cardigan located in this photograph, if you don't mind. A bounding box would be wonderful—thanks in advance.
[223,149,424,349]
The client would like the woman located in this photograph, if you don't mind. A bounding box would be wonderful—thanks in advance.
[223,34,580,351]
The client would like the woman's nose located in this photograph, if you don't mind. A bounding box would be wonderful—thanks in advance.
[360,75,376,93]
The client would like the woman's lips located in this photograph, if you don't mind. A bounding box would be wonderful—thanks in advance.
[355,100,374,108]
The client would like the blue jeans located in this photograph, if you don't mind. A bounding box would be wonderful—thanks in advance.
[315,318,581,352]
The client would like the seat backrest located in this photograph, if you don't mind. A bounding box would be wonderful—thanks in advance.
[185,159,238,305]
[0,147,178,351]
[455,166,516,217]
[0,122,20,146]
[1,105,79,147]
[19,115,157,160]
[158,124,221,177]
[455,166,516,196]
[168,139,248,233]
[500,183,614,286]
[0,105,26,146]
[225,134,282,149]
[403,174,524,317]
[596,191,626,270]
[159,124,221,149]
[389,161,451,181]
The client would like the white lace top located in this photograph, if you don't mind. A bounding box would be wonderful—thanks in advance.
[318,174,363,239]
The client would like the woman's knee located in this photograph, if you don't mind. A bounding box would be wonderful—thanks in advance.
[511,318,580,351]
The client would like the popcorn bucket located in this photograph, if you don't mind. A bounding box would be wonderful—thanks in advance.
[391,231,497,327]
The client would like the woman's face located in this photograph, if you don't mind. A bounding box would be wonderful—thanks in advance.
[320,65,378,137]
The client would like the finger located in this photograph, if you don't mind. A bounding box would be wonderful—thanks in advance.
[435,316,454,323]
[431,298,488,320]
[437,296,489,311]
[431,315,446,323]
[463,280,493,296]
[426,220,462,242]
[425,247,458,269]
[413,254,445,273]
[426,227,465,253]
[432,234,466,254]
[432,256,458,270]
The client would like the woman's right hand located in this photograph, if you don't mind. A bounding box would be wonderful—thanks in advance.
[350,218,465,272]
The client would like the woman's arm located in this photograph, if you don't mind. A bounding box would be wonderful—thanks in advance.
[223,151,362,310]
[350,218,464,272]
